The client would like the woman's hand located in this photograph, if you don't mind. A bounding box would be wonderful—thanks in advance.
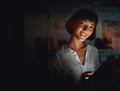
[82,71,94,80]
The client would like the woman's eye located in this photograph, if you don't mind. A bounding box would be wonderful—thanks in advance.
[80,24,84,27]
[79,23,85,26]
[89,28,94,32]
[89,26,94,29]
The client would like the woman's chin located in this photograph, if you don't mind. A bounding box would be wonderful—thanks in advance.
[79,38,86,42]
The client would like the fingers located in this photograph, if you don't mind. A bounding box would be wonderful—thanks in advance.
[83,71,94,80]
[86,71,94,75]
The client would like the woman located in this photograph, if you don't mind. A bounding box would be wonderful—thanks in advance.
[50,9,100,90]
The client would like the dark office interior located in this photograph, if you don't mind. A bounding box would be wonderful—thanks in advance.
[4,0,120,91]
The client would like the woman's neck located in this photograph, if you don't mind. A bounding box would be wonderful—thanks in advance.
[67,36,86,51]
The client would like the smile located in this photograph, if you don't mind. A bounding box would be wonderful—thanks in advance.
[80,32,87,37]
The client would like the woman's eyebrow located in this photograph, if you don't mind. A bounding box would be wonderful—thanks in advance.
[77,21,85,24]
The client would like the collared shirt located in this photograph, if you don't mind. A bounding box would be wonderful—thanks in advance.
[54,44,100,82]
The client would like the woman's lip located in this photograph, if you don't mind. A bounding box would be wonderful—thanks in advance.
[80,32,86,37]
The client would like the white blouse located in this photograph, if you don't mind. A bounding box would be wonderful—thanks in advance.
[54,44,100,82]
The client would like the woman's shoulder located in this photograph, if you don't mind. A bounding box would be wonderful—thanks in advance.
[87,44,98,51]
[55,45,68,54]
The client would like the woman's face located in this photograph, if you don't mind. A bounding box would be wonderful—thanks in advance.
[72,19,96,42]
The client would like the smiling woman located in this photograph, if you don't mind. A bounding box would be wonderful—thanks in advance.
[72,19,95,42]
[49,9,100,90]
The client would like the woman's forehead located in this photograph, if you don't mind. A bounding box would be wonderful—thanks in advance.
[75,19,96,25]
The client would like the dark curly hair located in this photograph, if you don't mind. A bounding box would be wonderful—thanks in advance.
[66,9,98,40]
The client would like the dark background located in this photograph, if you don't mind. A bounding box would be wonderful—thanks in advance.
[4,0,120,90]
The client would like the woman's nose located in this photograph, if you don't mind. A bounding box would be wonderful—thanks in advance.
[83,25,88,31]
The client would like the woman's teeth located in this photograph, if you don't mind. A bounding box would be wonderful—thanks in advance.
[80,32,86,37]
